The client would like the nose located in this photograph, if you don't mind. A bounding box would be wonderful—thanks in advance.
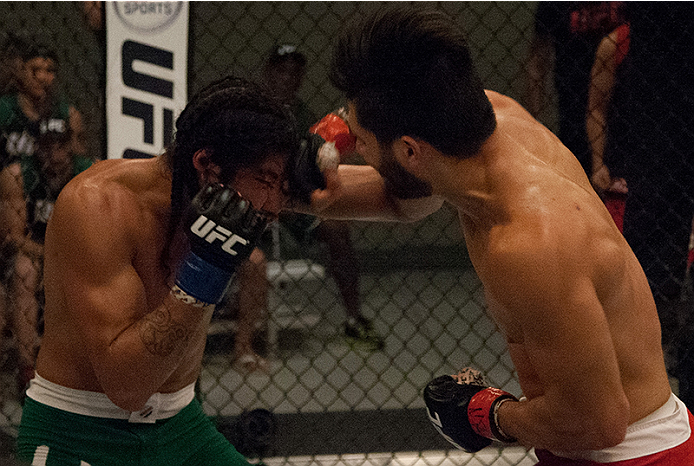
[260,188,284,219]
[41,71,55,88]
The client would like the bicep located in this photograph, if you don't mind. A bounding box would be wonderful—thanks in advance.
[522,280,621,398]
[48,188,146,356]
[491,251,624,403]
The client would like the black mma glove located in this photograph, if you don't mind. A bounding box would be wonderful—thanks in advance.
[424,367,518,453]
[174,184,270,306]
[288,110,356,204]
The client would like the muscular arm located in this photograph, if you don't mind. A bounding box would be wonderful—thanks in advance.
[308,164,444,223]
[480,228,629,451]
[47,181,210,411]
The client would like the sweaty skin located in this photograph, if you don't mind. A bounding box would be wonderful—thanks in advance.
[36,155,286,411]
[314,91,672,452]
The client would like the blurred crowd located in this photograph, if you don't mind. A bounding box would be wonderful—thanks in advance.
[0,32,92,396]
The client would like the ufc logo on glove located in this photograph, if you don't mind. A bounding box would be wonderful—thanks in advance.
[189,215,249,256]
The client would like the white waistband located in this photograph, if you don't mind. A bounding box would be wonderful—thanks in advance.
[551,392,691,462]
[26,374,195,424]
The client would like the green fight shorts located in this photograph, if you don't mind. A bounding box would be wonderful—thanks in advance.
[17,396,250,466]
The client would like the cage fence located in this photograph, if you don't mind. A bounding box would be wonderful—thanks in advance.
[0,2,692,466]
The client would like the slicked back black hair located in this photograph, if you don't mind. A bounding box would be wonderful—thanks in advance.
[330,6,496,158]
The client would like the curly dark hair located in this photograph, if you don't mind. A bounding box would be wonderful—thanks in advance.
[162,76,298,254]
[330,6,496,158]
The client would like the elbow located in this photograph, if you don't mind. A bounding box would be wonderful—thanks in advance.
[582,399,630,450]
[551,395,629,450]
[106,388,150,412]
[589,420,628,450]
[97,370,152,412]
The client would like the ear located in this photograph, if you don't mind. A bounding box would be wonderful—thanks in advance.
[392,136,425,175]
[192,149,222,185]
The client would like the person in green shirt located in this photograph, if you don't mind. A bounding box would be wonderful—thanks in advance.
[0,39,88,392]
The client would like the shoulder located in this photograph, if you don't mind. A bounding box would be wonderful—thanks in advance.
[485,192,621,302]
[49,160,148,264]
[44,161,151,295]
[60,157,133,194]
[484,89,532,118]
[55,159,144,231]
[480,219,585,320]
[486,91,559,143]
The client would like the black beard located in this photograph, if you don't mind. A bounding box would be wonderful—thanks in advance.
[379,149,433,199]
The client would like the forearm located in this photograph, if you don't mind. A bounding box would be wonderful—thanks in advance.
[323,165,399,220]
[94,293,213,411]
[497,393,629,451]
[310,165,442,222]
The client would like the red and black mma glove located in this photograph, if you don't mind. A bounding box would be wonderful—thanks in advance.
[424,367,518,453]
[174,184,270,306]
[288,110,356,205]
[309,110,356,156]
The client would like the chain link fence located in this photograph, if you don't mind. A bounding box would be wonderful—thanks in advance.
[0,2,692,465]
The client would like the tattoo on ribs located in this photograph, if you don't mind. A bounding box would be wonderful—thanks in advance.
[139,305,190,356]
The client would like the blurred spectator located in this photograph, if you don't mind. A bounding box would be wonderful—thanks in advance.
[0,129,92,392]
[599,3,694,406]
[526,2,626,177]
[261,44,314,135]
[214,44,383,372]
[0,32,32,392]
[0,40,89,391]
[82,1,105,34]
[0,40,86,164]
[263,44,384,351]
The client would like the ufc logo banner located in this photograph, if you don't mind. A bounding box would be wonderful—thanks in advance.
[106,2,189,159]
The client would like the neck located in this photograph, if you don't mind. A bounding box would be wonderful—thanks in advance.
[430,135,507,228]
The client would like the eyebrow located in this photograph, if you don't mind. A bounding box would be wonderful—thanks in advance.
[254,167,283,183]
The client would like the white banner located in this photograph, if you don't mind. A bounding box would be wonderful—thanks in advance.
[106,1,189,159]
